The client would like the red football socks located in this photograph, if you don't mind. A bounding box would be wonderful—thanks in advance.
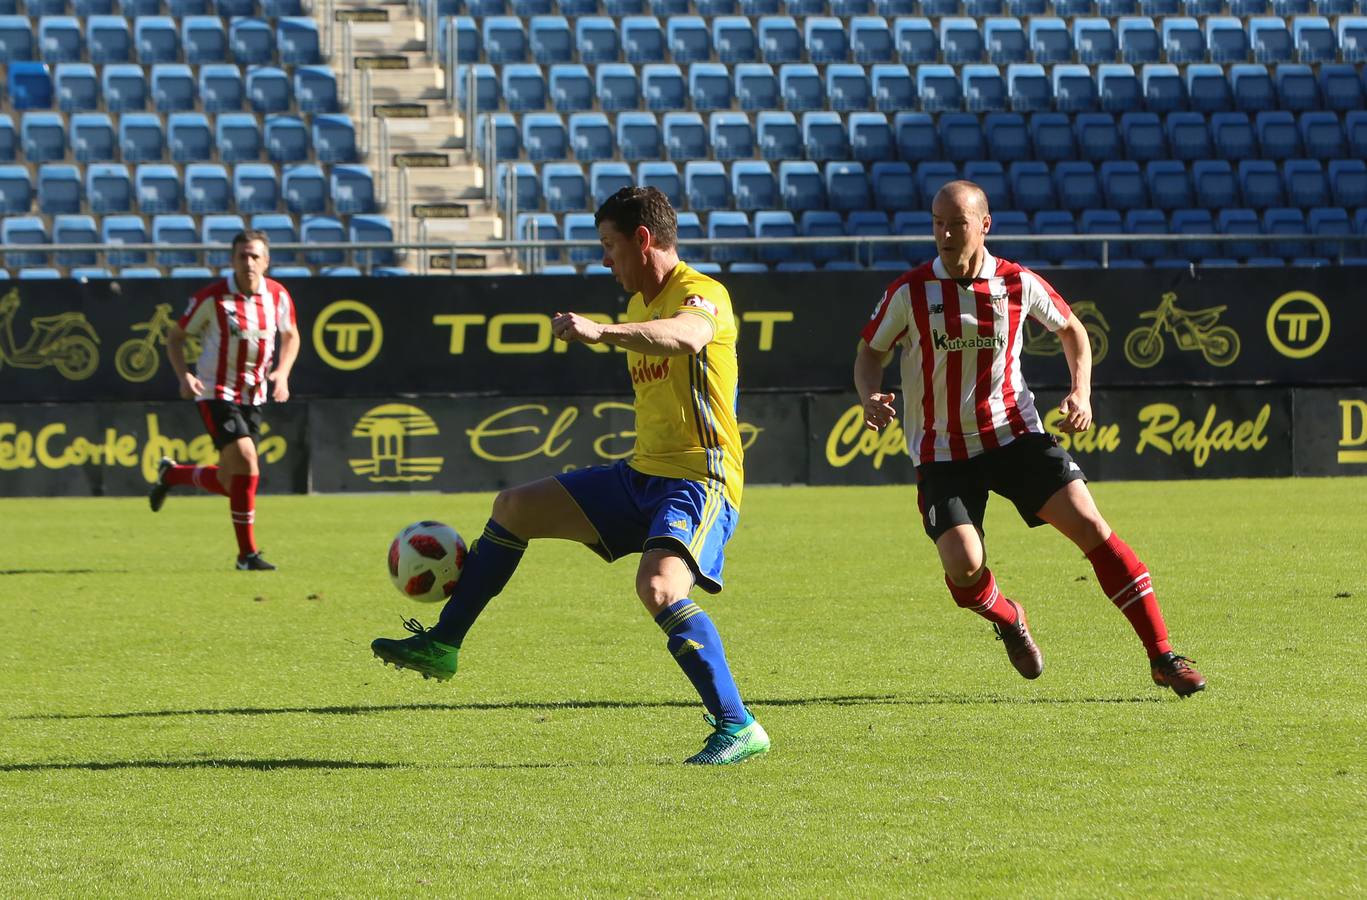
[165,464,229,497]
[1086,533,1172,660]
[229,474,259,556]
[946,568,1018,628]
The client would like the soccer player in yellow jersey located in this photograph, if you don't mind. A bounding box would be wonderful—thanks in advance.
[372,187,769,765]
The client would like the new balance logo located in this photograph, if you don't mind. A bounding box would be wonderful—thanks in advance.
[673,639,705,658]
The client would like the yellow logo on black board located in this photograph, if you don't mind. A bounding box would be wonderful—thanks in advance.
[349,403,443,482]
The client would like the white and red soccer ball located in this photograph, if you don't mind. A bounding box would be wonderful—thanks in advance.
[387,521,466,603]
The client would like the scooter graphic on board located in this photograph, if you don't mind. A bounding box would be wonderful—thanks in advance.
[0,288,101,380]
[116,303,199,382]
[1123,291,1241,369]
[1022,300,1111,364]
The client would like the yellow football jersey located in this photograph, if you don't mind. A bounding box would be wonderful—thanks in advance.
[626,261,744,509]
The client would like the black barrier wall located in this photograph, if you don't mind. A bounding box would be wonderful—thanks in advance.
[0,267,1362,404]
[4,388,1365,496]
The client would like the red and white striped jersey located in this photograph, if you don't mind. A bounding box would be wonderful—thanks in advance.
[861,253,1071,466]
[179,274,296,405]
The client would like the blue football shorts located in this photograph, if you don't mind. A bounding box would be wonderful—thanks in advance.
[554,459,738,594]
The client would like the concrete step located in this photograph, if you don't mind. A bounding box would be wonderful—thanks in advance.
[387,163,485,205]
[343,19,425,54]
[358,66,446,103]
[375,116,466,154]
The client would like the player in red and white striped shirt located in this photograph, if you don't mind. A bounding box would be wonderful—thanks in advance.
[854,181,1205,696]
[148,230,300,571]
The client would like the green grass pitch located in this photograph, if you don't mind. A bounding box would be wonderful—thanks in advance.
[1,479,1364,896]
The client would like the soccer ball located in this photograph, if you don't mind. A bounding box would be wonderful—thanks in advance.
[387,521,466,603]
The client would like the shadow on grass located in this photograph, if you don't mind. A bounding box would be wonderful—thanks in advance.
[0,568,112,575]
[16,693,1164,721]
[0,758,404,773]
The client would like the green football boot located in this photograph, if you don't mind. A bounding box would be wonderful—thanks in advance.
[371,618,459,682]
[683,713,771,766]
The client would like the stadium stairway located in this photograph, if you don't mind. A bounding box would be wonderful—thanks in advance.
[324,0,511,272]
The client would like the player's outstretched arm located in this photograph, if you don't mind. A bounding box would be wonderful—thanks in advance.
[854,339,896,432]
[553,310,714,356]
[1056,313,1093,434]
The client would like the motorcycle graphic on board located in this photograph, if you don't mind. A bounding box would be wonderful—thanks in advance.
[1022,300,1111,364]
[116,302,200,382]
[0,288,101,380]
[1123,292,1241,369]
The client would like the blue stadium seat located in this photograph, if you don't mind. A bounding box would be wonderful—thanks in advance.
[1274,63,1319,112]
[501,64,545,113]
[966,0,1005,12]
[850,15,893,63]
[938,112,983,161]
[199,63,243,112]
[589,160,633,206]
[825,161,871,212]
[779,159,824,211]
[1282,158,1329,207]
[20,111,63,161]
[1160,17,1202,64]
[181,15,225,64]
[759,15,802,64]
[1319,65,1363,112]
[1054,64,1099,113]
[482,16,526,64]
[1141,64,1187,113]
[917,65,961,113]
[780,63,823,112]
[983,112,1030,161]
[185,162,231,213]
[963,64,1006,112]
[0,15,34,63]
[894,110,937,161]
[250,212,297,263]
[667,15,708,63]
[1164,111,1212,160]
[151,63,195,113]
[870,160,915,212]
[1340,16,1367,62]
[663,110,705,160]
[1307,206,1352,259]
[530,15,573,65]
[516,212,562,262]
[1216,207,1262,259]
[984,17,1027,64]
[893,16,936,64]
[963,159,1009,208]
[714,15,757,63]
[551,64,594,113]
[135,162,180,213]
[690,62,732,111]
[729,159,775,210]
[1239,158,1284,208]
[1117,16,1160,64]
[562,211,598,264]
[739,0,779,12]
[226,17,271,66]
[620,16,664,64]
[569,111,613,162]
[708,211,753,263]
[103,212,148,265]
[312,114,356,163]
[805,17,848,64]
[1293,15,1335,63]
[710,111,754,160]
[216,0,256,16]
[1121,111,1166,161]
[118,112,163,162]
[86,15,130,63]
[0,163,32,213]
[282,163,325,214]
[1,215,49,267]
[1100,159,1147,209]
[595,63,639,113]
[37,163,80,214]
[1185,64,1233,114]
[736,63,778,111]
[1078,208,1125,262]
[1030,209,1080,263]
[803,111,849,161]
[294,65,338,113]
[233,162,279,213]
[1030,18,1071,65]
[1255,109,1301,159]
[54,62,96,112]
[135,15,178,65]
[475,112,519,162]
[1167,207,1215,261]
[495,161,540,213]
[216,112,261,162]
[68,112,113,162]
[168,112,211,162]
[1121,208,1168,262]
[102,63,146,112]
[1231,64,1276,112]
[1262,207,1306,260]
[799,210,845,264]
[350,213,397,268]
[522,113,567,162]
[848,210,899,265]
[456,64,498,113]
[262,0,304,13]
[1231,0,1269,13]
[436,16,478,66]
[38,16,81,64]
[637,160,682,207]
[199,213,243,266]
[1348,110,1367,158]
[756,109,799,160]
[1206,17,1250,63]
[1097,64,1141,113]
[542,161,587,212]
[940,17,984,64]
[169,265,216,278]
[1009,160,1055,210]
[827,64,870,111]
[752,209,797,262]
[985,208,1029,260]
[1192,158,1240,208]
[1073,112,1118,162]
[684,159,729,211]
[1007,64,1051,113]
[1073,17,1117,64]
[1328,159,1367,209]
[1299,110,1345,159]
[1145,159,1193,209]
[1210,111,1255,158]
[1054,160,1101,212]
[1249,15,1292,63]
[849,111,893,161]
[616,111,660,161]
[1025,111,1073,161]
[53,214,100,265]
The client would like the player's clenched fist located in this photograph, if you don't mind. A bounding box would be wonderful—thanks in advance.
[863,391,897,432]
[553,311,605,344]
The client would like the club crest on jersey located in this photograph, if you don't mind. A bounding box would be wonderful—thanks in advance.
[990,290,1008,316]
[682,295,717,317]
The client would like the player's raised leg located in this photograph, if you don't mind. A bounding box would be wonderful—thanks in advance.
[149,457,229,510]
[1039,481,1206,696]
[937,523,1044,680]
[370,477,594,680]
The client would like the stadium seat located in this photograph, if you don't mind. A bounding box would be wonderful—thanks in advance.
[250,212,297,263]
[118,112,163,163]
[805,16,848,63]
[963,159,1009,209]
[1054,160,1101,212]
[1031,112,1080,162]
[1282,158,1329,208]
[1306,206,1352,259]
[1145,159,1193,210]
[893,16,936,64]
[963,64,1006,113]
[1007,64,1051,113]
[135,162,180,214]
[562,211,598,265]
[522,113,567,162]
[984,17,1027,64]
[167,112,212,163]
[1328,159,1367,210]
[1141,64,1187,113]
[825,161,871,213]
[199,63,243,113]
[1122,208,1169,262]
[495,161,540,213]
[54,214,100,266]
[233,162,279,214]
[1,215,49,267]
[710,111,754,160]
[1073,112,1118,162]
[1262,207,1306,260]
[294,66,338,113]
[595,63,638,113]
[530,16,573,65]
[542,161,587,212]
[1185,65,1233,114]
[1255,109,1301,159]
[1054,65,1099,113]
[181,15,225,64]
[1206,17,1250,63]
[201,213,245,266]
[939,113,984,161]
[779,159,824,212]
[1190,159,1239,209]
[282,163,325,214]
[685,159,730,211]
[757,109,800,160]
[1073,18,1117,64]
[1009,161,1055,210]
[827,64,871,112]
[917,65,961,113]
[1274,64,1319,112]
[264,114,307,163]
[1319,65,1364,112]
[20,111,63,162]
[983,112,1030,162]
[1349,111,1367,158]
[300,215,345,265]
[148,64,195,114]
[1299,111,1345,160]
[753,209,797,263]
[1210,111,1256,159]
[1216,207,1262,259]
[1163,111,1212,160]
[729,159,775,211]
[849,111,893,162]
[436,15,478,65]
[617,111,661,161]
[1029,18,1071,65]
[87,15,130,63]
[617,16,662,65]
[53,62,96,112]
[104,213,149,265]
[0,163,32,213]
[38,16,81,64]
[501,65,545,113]
[1117,16,1160,63]
[313,115,357,163]
[1250,15,1293,63]
[0,15,34,63]
[569,111,613,162]
[1293,15,1335,63]
[1100,159,1148,210]
[37,164,81,214]
[1161,17,1203,64]
[102,63,147,112]
[663,110,705,160]
[736,63,779,111]
[1239,158,1284,208]
[759,15,802,64]
[1078,208,1125,262]
[939,17,983,64]
[482,16,526,64]
[799,210,845,264]
[1097,64,1142,114]
[550,64,594,113]
[1121,111,1167,161]
[870,160,915,212]
[637,160,682,208]
[1340,16,1367,62]
[668,15,709,64]
[1167,207,1216,261]
[708,211,754,264]
[68,112,113,162]
[780,63,823,112]
[589,161,632,206]
[456,64,498,113]
[714,15,758,63]
[850,15,893,63]
[135,15,177,65]
[1231,64,1276,112]
[227,17,273,66]
[690,62,732,111]
[185,162,231,213]
[803,111,849,161]
[217,112,262,163]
